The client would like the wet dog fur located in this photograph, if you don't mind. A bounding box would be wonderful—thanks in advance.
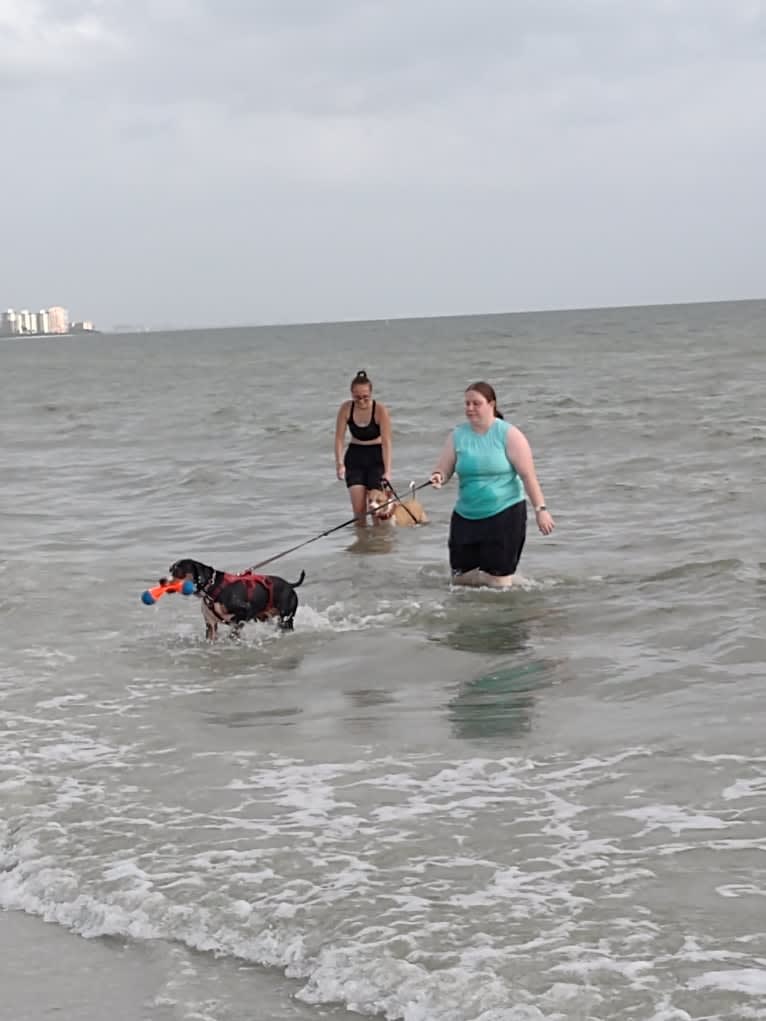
[168,558,306,640]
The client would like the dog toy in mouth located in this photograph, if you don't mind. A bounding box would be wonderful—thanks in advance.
[140,579,195,605]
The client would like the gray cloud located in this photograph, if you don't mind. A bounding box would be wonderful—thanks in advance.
[1,1,764,327]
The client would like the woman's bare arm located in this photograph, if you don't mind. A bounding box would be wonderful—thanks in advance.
[506,426,555,534]
[334,401,349,478]
[378,402,393,480]
[430,433,456,487]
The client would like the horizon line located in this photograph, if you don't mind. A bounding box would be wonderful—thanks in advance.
[104,293,766,336]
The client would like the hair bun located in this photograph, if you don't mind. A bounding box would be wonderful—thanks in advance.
[354,370,368,382]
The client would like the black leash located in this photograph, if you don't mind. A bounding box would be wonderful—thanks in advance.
[248,480,433,571]
[382,479,420,525]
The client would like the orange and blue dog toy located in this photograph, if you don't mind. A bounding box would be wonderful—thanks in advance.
[140,578,195,605]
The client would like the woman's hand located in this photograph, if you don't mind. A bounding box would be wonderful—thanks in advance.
[429,470,444,489]
[336,463,345,481]
[535,508,555,535]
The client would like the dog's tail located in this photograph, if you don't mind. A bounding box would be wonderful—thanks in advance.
[290,570,306,589]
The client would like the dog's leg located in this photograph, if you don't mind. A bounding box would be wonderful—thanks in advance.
[202,602,220,641]
[277,589,299,630]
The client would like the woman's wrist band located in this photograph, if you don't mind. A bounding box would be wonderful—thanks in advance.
[534,504,547,512]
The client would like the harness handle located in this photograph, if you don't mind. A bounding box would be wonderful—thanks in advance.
[248,480,433,571]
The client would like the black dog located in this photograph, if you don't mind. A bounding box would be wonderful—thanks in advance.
[168,559,306,640]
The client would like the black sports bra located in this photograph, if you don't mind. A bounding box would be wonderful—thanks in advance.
[348,400,381,441]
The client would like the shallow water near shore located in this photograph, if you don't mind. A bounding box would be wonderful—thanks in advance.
[1,300,765,1020]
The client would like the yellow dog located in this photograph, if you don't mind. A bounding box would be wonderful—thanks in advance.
[367,483,428,527]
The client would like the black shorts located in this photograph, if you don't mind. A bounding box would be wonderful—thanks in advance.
[344,443,384,489]
[449,500,527,577]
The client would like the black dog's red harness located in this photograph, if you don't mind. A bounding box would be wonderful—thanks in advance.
[202,571,275,620]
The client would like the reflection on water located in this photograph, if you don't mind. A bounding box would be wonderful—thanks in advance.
[169,640,308,678]
[448,660,551,740]
[345,528,397,556]
[204,706,302,728]
[346,687,397,707]
[436,615,531,655]
[430,598,533,655]
[433,599,557,740]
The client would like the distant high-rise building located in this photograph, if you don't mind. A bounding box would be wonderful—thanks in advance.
[1,310,19,336]
[47,306,69,334]
[2,304,90,336]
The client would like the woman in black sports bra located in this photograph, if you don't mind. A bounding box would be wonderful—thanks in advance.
[334,369,393,523]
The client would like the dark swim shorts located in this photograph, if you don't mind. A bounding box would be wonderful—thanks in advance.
[448,500,527,577]
[344,443,384,489]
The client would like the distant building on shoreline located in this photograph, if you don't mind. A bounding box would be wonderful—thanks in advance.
[0,306,98,337]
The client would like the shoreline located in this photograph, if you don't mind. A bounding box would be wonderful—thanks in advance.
[1,907,171,1021]
[0,907,362,1020]
[0,332,99,340]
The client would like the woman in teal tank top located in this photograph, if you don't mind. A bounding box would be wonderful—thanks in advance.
[429,382,555,588]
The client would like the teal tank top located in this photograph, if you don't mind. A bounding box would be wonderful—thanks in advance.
[453,419,526,519]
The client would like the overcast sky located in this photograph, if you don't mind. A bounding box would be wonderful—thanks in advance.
[1,0,764,329]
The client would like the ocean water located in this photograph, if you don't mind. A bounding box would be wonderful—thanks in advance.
[1,300,765,1021]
